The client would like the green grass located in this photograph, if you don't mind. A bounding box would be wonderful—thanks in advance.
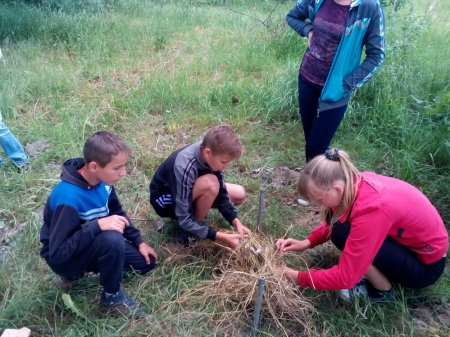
[0,0,449,336]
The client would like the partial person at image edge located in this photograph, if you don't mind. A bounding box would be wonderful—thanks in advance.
[0,111,29,171]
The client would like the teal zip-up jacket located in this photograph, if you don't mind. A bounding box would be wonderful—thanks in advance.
[287,0,385,110]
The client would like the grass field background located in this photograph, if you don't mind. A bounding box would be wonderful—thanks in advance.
[0,0,449,336]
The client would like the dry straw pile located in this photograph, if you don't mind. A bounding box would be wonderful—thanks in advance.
[170,235,315,335]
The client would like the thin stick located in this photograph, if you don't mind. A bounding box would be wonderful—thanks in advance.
[251,275,266,335]
[256,187,266,234]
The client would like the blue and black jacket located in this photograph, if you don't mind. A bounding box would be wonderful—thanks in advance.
[40,158,143,266]
[287,0,385,110]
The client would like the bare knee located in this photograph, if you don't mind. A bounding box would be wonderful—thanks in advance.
[227,183,246,205]
[193,174,220,199]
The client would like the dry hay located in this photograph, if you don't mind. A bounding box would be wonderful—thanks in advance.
[171,235,315,335]
[162,239,227,265]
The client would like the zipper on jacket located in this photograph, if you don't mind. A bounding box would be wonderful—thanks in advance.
[318,3,356,106]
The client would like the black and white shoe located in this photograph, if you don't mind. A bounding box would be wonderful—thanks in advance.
[339,279,394,304]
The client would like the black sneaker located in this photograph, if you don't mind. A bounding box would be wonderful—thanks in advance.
[339,279,394,304]
[100,288,148,318]
[366,281,395,304]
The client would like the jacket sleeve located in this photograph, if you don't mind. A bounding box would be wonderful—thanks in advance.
[306,222,332,247]
[297,205,392,290]
[214,171,238,224]
[343,1,385,92]
[108,187,144,247]
[173,163,217,240]
[286,0,314,37]
[47,204,101,265]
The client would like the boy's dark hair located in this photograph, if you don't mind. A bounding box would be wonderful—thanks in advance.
[83,131,131,167]
[201,125,242,158]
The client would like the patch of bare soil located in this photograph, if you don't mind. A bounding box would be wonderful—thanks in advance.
[0,220,26,261]
[410,296,450,336]
[25,139,51,157]
[272,166,300,190]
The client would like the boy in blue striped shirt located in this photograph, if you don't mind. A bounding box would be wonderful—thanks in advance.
[40,131,157,317]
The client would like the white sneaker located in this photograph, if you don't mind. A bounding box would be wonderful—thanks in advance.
[297,197,310,206]
[340,279,369,302]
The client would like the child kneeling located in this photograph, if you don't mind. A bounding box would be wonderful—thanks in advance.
[150,125,251,249]
[40,131,158,317]
[277,149,448,303]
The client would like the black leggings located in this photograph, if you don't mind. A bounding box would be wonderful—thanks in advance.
[331,222,446,288]
[298,75,347,161]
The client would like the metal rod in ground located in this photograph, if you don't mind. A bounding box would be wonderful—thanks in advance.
[256,187,266,234]
[251,276,266,335]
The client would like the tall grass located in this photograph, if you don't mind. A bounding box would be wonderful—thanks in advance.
[0,0,448,336]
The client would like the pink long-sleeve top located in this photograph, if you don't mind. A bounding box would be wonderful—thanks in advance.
[297,172,448,290]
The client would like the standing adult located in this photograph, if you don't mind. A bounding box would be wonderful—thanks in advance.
[287,0,385,161]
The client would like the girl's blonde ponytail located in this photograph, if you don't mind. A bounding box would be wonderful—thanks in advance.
[298,149,361,225]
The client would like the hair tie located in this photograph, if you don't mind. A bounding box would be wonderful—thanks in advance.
[325,149,340,161]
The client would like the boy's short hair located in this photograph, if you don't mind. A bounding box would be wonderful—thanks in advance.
[201,125,242,158]
[83,131,131,167]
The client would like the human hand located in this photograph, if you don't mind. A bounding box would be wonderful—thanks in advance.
[275,238,311,253]
[283,266,300,284]
[232,219,252,236]
[98,215,129,233]
[215,232,245,249]
[138,242,158,264]
[307,30,313,48]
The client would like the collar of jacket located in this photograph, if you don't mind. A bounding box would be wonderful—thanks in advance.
[315,0,361,10]
[61,157,93,189]
[350,0,361,8]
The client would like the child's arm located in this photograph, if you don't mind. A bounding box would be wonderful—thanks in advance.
[98,215,128,233]
[297,208,392,290]
[107,189,158,262]
[276,238,311,252]
[306,222,331,247]
[138,242,158,264]
[107,187,144,247]
[214,171,239,226]
[215,232,245,249]
[282,266,302,284]
[172,164,219,240]
[231,218,252,236]
[45,205,101,265]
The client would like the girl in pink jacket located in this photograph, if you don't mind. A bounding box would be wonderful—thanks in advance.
[277,149,448,302]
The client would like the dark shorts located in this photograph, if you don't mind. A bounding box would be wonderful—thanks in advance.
[150,193,176,219]
[150,191,220,219]
[331,222,447,289]
[150,192,205,246]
